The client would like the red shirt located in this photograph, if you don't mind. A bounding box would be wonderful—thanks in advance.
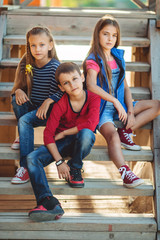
[44,90,100,145]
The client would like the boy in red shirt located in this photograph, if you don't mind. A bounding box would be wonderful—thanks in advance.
[27,62,100,221]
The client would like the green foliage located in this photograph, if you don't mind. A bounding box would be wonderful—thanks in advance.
[61,0,148,8]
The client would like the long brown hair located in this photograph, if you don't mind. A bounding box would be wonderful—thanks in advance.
[12,26,59,96]
[83,15,120,93]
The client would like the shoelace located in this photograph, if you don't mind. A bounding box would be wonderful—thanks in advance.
[16,167,26,177]
[123,132,135,144]
[119,167,136,181]
[71,168,83,179]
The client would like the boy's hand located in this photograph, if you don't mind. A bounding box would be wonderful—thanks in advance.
[57,162,70,181]
[36,98,53,120]
[15,89,29,105]
[126,112,135,130]
[113,99,127,124]
[55,131,65,141]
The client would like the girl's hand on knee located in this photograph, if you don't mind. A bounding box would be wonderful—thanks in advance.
[36,98,53,120]
[15,89,29,105]
[57,162,70,180]
[126,112,135,129]
[113,99,127,124]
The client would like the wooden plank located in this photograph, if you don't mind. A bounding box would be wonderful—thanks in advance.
[149,19,160,232]
[0,112,152,129]
[0,82,151,100]
[0,143,153,161]
[0,112,17,125]
[0,59,151,72]
[0,231,156,240]
[156,0,160,27]
[6,8,156,19]
[3,35,150,47]
[6,15,148,37]
[0,8,7,60]
[0,212,156,232]
[0,178,154,196]
[0,82,13,97]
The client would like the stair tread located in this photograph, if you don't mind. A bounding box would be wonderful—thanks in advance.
[3,35,150,47]
[0,59,151,72]
[0,143,153,161]
[0,82,151,100]
[0,178,154,196]
[0,212,156,232]
[0,111,153,129]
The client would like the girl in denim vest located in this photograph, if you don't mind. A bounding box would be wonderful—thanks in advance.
[83,15,160,188]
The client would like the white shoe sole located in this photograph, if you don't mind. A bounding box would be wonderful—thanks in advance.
[11,179,29,184]
[123,179,144,188]
[121,143,141,151]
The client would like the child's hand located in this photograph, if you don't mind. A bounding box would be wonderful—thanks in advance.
[126,112,135,130]
[36,98,53,120]
[55,132,65,141]
[57,162,70,181]
[15,89,29,105]
[113,99,127,124]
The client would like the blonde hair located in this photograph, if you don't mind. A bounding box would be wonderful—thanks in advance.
[83,15,120,93]
[12,26,59,96]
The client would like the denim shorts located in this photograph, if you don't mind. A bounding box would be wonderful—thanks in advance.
[98,101,138,129]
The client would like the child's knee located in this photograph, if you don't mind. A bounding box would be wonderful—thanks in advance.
[78,129,95,146]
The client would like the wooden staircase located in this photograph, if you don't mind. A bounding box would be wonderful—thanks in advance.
[0,5,160,240]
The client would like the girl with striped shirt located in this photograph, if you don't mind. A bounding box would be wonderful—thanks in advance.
[11,26,63,184]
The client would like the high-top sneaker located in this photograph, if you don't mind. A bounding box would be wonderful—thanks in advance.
[67,168,84,188]
[119,165,144,188]
[117,128,141,151]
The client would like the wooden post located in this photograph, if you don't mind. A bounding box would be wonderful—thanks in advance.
[148,20,160,235]
[156,0,160,27]
[0,8,7,61]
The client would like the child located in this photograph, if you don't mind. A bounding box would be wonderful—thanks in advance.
[27,62,101,222]
[11,26,63,184]
[83,15,160,188]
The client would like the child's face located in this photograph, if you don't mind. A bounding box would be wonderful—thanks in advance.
[58,70,84,96]
[29,32,53,62]
[99,24,117,52]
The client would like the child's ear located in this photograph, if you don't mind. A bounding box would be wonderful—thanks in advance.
[49,41,54,51]
[58,84,65,92]
[81,73,85,83]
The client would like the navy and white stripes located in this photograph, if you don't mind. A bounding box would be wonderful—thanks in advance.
[30,58,63,106]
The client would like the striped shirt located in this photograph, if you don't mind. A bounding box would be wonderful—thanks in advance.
[30,58,63,106]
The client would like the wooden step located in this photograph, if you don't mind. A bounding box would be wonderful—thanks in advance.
[0,82,151,100]
[0,177,154,196]
[0,143,153,162]
[0,212,156,240]
[0,111,152,129]
[0,59,151,72]
[0,82,13,97]
[3,35,150,47]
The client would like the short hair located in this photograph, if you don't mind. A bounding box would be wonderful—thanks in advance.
[55,62,81,84]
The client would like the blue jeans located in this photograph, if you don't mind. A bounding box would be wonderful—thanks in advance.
[27,129,95,203]
[12,95,53,168]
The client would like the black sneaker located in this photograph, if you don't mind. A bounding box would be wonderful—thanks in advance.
[28,196,64,222]
[68,168,84,188]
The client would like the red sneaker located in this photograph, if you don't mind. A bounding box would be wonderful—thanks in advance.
[11,137,20,150]
[11,167,29,184]
[119,165,144,188]
[29,204,64,222]
[117,128,141,151]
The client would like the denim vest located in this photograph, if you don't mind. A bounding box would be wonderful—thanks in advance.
[86,47,127,117]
